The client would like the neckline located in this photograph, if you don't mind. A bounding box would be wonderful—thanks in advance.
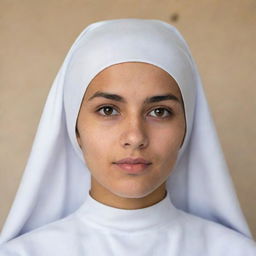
[77,191,178,232]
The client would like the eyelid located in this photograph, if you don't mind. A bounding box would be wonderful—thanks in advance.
[95,104,174,119]
[147,106,173,118]
[147,105,173,112]
[95,104,120,116]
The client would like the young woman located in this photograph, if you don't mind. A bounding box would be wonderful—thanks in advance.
[0,18,255,255]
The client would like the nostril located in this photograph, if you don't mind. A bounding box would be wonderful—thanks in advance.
[139,143,145,148]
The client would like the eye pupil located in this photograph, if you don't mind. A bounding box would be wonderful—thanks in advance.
[155,108,164,116]
[104,107,113,115]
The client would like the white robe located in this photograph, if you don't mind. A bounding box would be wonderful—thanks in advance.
[1,19,255,252]
[1,192,255,255]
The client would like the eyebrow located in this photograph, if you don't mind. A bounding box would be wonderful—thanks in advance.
[88,91,180,104]
[89,92,124,102]
[145,94,180,104]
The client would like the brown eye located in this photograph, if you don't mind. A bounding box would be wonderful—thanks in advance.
[149,108,171,118]
[97,106,119,116]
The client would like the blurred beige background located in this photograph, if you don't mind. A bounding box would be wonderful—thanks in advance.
[0,0,255,238]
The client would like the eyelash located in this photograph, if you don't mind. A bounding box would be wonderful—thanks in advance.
[95,105,173,119]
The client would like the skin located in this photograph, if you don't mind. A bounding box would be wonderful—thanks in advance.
[76,62,186,209]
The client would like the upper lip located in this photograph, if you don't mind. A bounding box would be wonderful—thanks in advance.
[114,158,152,165]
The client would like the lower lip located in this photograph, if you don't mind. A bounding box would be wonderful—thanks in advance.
[114,163,151,174]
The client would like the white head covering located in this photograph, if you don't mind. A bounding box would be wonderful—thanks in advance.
[0,18,252,244]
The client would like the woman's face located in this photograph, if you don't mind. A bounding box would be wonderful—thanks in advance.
[76,62,185,199]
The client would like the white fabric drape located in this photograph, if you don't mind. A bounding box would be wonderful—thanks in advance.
[0,18,252,244]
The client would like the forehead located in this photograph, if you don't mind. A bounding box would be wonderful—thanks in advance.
[84,62,182,99]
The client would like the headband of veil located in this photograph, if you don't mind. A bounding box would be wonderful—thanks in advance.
[0,18,252,244]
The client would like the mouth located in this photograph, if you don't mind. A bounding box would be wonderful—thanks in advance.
[113,158,152,174]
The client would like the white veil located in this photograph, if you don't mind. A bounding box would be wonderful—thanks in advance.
[0,18,252,244]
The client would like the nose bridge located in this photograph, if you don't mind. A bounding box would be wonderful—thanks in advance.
[121,111,148,149]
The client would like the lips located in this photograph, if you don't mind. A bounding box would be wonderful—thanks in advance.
[113,158,152,174]
[114,158,152,165]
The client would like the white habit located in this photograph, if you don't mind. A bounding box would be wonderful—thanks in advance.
[0,19,255,255]
[1,191,255,255]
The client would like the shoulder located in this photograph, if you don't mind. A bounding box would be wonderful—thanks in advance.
[175,209,256,254]
[0,213,81,256]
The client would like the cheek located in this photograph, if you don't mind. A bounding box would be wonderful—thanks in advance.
[154,120,184,144]
[78,123,114,162]
[150,124,184,164]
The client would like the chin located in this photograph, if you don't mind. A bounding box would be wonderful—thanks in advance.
[109,184,159,199]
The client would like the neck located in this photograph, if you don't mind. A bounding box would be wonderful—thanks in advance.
[89,179,167,210]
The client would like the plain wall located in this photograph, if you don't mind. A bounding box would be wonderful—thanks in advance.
[1,0,255,238]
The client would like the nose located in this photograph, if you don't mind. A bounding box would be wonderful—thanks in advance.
[120,116,149,150]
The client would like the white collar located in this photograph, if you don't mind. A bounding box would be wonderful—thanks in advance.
[76,191,178,232]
